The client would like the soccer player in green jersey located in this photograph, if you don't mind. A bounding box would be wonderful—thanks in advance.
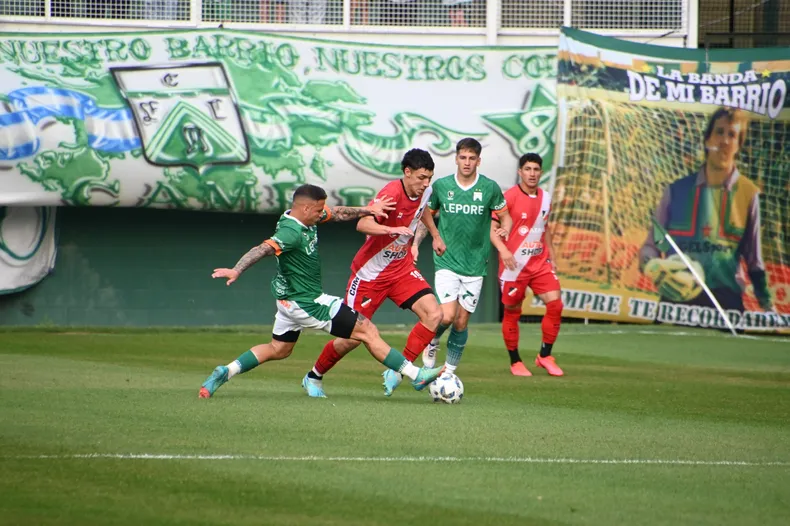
[640,107,773,313]
[411,137,513,378]
[199,184,445,399]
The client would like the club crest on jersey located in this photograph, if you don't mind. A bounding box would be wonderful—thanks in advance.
[447,191,454,200]
[518,226,528,236]
[397,212,403,219]
[521,212,527,219]
[473,190,483,202]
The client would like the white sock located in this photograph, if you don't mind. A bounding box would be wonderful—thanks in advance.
[227,360,242,379]
[400,362,419,381]
[444,363,457,375]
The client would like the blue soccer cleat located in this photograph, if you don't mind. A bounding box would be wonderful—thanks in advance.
[199,365,229,398]
[382,369,403,397]
[411,365,445,392]
[302,374,327,398]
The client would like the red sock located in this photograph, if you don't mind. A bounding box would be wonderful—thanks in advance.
[403,322,436,362]
[502,308,521,350]
[314,340,342,376]
[541,299,563,344]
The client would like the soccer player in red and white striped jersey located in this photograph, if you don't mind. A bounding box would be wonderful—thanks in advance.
[490,153,564,377]
[302,149,447,397]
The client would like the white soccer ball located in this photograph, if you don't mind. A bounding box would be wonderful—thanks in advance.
[429,372,464,404]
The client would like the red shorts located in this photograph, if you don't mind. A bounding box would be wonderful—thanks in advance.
[345,269,433,319]
[499,264,561,307]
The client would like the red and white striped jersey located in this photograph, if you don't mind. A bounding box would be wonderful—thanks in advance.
[497,186,552,281]
[350,180,433,282]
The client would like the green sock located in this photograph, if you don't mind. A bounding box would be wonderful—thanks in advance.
[382,349,419,381]
[228,350,260,378]
[382,349,407,372]
[446,327,469,368]
[431,323,450,345]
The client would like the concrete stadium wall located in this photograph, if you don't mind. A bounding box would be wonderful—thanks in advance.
[0,207,501,327]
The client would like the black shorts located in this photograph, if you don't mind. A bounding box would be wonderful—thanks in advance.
[329,302,358,339]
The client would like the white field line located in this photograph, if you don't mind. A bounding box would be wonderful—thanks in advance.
[6,454,789,467]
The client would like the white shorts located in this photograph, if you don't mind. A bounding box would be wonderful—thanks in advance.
[272,294,343,337]
[434,269,484,313]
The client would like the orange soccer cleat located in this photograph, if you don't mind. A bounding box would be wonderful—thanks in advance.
[535,355,564,376]
[510,361,533,377]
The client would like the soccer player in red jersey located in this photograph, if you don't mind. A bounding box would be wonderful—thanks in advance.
[302,149,447,397]
[490,153,564,377]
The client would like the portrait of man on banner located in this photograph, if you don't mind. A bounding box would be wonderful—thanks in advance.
[639,106,774,314]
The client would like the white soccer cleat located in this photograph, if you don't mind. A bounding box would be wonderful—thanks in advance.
[422,342,438,368]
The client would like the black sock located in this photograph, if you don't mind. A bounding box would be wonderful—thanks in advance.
[307,370,322,380]
[540,342,553,358]
[508,349,522,365]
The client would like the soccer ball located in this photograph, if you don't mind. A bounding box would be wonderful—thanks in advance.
[429,372,464,404]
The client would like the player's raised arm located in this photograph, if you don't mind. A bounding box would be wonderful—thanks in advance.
[326,197,396,222]
[212,240,278,286]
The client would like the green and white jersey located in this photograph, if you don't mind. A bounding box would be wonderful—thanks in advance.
[428,173,507,277]
[266,209,330,309]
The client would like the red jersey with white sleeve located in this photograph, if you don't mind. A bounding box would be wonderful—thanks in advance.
[350,180,432,282]
[497,186,553,282]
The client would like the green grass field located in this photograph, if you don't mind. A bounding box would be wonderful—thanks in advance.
[1,323,789,525]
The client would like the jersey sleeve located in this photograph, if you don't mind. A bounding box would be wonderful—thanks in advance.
[267,225,301,256]
[492,188,514,221]
[490,182,508,215]
[318,206,332,224]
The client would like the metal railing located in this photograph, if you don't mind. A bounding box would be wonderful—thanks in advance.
[0,0,688,37]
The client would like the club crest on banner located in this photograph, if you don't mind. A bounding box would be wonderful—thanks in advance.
[111,63,250,169]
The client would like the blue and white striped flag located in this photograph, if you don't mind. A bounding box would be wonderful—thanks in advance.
[0,86,141,160]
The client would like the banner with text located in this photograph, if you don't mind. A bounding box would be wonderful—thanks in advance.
[524,28,790,333]
[0,30,557,212]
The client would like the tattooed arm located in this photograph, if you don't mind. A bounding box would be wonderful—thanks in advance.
[326,197,396,223]
[327,206,377,222]
[233,242,277,274]
[413,222,429,247]
[212,241,277,286]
